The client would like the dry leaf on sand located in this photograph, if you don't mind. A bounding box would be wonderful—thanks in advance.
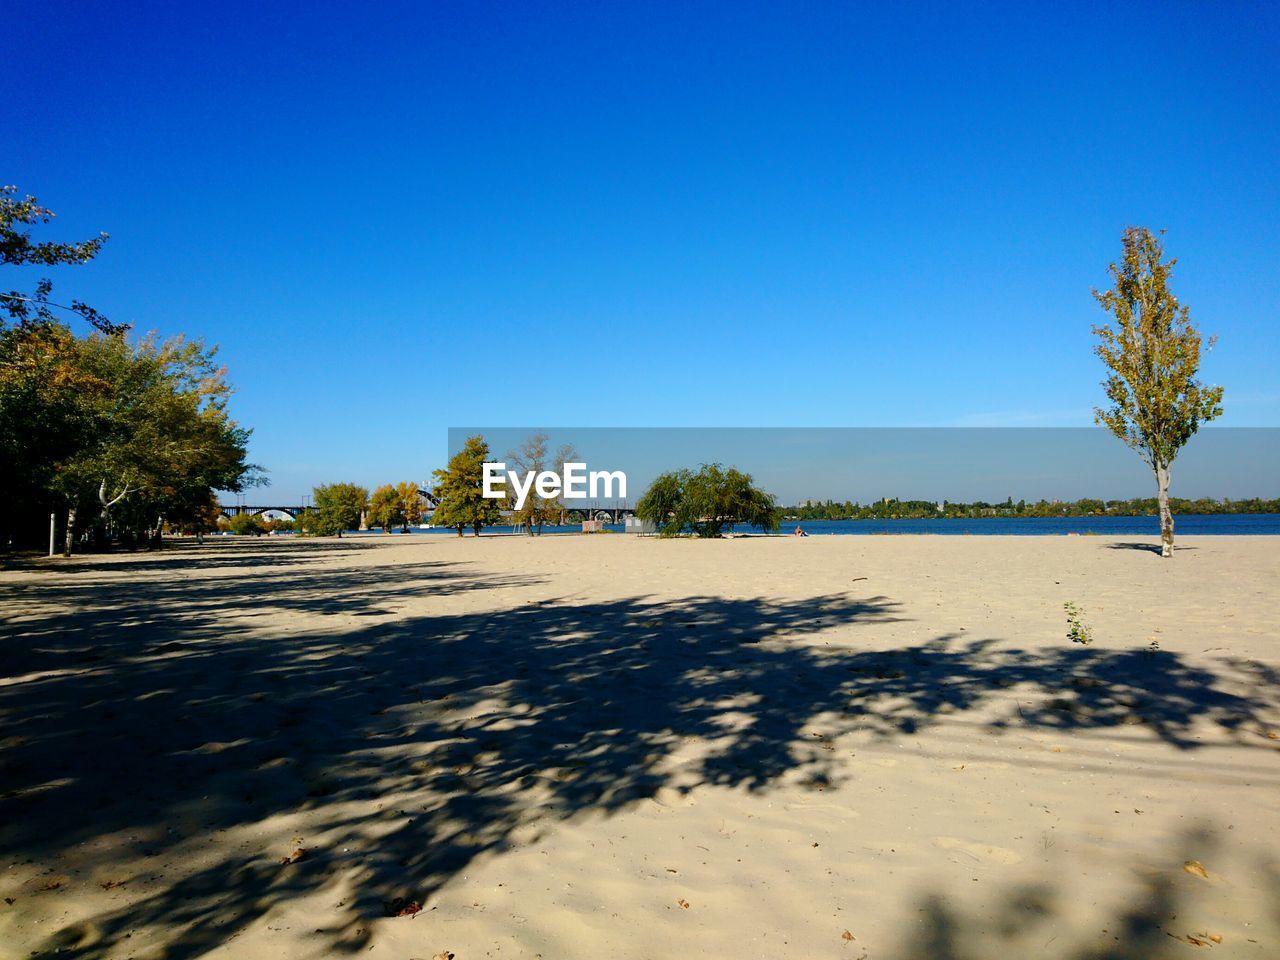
[1183,860,1210,880]
[385,897,422,917]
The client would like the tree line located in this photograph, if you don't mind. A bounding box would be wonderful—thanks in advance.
[781,495,1280,522]
[283,434,594,538]
[274,436,783,539]
[1,187,258,554]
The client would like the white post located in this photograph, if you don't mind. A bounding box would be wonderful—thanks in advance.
[48,512,56,557]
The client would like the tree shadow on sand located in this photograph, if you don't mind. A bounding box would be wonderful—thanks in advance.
[1,550,1277,957]
[1104,541,1198,555]
[891,825,1280,959]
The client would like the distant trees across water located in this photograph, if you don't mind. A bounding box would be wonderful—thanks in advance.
[781,497,1280,521]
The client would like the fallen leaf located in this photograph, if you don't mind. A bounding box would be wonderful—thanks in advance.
[280,848,306,865]
[1183,860,1210,880]
[842,929,856,941]
[385,897,422,917]
[433,953,454,960]
[677,898,690,909]
[100,880,126,890]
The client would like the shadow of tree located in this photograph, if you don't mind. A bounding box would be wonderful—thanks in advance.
[890,826,1279,959]
[1104,541,1198,555]
[1,536,379,575]
[1,548,1276,958]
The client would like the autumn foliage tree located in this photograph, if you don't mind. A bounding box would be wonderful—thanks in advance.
[1,186,259,553]
[1092,227,1223,557]
[367,484,404,533]
[396,481,424,530]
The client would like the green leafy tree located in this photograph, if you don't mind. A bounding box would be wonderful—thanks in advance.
[228,512,265,536]
[1,323,258,553]
[367,483,405,533]
[173,492,223,542]
[1092,227,1224,557]
[311,483,368,537]
[2,187,259,552]
[637,463,779,537]
[293,507,316,536]
[432,435,505,536]
[2,185,122,334]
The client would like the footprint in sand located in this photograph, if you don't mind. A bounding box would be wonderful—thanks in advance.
[932,836,1022,865]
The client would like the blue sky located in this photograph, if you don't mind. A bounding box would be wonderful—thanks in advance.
[7,2,1278,501]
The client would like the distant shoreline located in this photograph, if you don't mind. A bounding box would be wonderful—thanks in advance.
[322,512,1280,537]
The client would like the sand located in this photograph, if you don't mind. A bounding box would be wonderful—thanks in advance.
[1,532,1278,959]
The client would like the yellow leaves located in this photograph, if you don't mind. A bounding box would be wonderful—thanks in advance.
[1182,859,1209,880]
[1175,931,1223,947]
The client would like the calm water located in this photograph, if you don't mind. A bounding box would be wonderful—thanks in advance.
[359,514,1280,536]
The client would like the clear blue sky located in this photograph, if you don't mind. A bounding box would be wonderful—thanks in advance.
[7,1,1278,501]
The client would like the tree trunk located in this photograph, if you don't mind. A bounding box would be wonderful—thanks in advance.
[1155,460,1174,558]
[64,505,76,557]
[456,525,464,537]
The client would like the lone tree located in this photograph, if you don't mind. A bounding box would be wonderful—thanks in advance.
[432,435,505,536]
[636,463,779,538]
[507,432,578,535]
[1092,227,1223,558]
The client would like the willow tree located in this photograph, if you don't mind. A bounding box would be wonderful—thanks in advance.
[1092,227,1223,558]
[636,463,779,538]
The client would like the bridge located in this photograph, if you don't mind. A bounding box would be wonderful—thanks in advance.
[219,488,441,522]
[558,505,635,524]
[219,503,307,520]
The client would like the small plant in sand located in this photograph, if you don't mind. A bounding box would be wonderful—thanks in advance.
[1063,601,1093,645]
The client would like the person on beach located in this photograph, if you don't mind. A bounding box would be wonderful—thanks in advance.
[793,525,808,537]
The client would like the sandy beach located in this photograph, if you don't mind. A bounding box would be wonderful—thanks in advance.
[2,533,1278,959]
